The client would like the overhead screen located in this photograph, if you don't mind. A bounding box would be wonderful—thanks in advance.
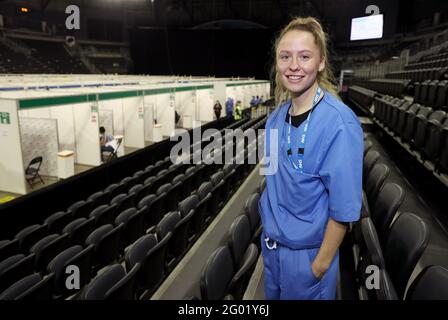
[350,14,383,41]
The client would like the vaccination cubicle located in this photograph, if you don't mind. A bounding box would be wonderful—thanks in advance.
[0,77,270,195]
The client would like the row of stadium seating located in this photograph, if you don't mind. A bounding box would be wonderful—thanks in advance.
[413,79,448,110]
[194,188,264,300]
[405,58,448,70]
[350,139,448,299]
[385,67,448,82]
[372,95,448,175]
[352,79,411,98]
[0,115,266,299]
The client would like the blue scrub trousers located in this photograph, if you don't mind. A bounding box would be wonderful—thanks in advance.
[261,235,339,300]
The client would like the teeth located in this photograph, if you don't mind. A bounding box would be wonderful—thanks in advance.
[288,76,304,80]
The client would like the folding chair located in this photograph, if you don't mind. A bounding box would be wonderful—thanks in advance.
[25,156,44,188]
[103,138,122,162]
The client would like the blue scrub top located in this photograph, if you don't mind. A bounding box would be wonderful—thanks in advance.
[259,90,363,249]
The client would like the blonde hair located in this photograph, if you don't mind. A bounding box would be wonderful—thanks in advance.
[272,17,339,105]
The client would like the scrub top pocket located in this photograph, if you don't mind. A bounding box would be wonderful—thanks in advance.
[277,160,326,223]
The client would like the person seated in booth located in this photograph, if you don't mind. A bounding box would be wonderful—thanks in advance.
[99,126,118,162]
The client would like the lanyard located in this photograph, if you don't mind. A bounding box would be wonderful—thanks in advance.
[287,86,322,172]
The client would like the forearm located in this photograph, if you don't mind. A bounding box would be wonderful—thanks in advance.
[314,218,347,272]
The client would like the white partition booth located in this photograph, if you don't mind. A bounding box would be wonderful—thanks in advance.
[225,81,271,110]
[0,76,269,195]
[0,99,27,195]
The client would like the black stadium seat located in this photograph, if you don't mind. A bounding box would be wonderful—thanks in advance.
[227,215,259,299]
[384,213,430,299]
[68,200,94,220]
[427,80,440,107]
[403,106,429,143]
[115,208,145,248]
[363,150,380,184]
[0,273,54,300]
[89,204,117,227]
[397,103,420,137]
[423,117,448,163]
[179,195,199,242]
[370,182,405,245]
[413,110,446,151]
[435,80,448,109]
[47,245,94,298]
[87,191,110,208]
[125,232,171,297]
[200,246,235,300]
[364,139,373,156]
[63,217,96,246]
[110,193,134,215]
[391,101,412,134]
[438,119,448,173]
[0,239,19,263]
[356,217,398,300]
[44,211,72,234]
[364,163,390,207]
[104,183,127,201]
[194,182,213,230]
[80,263,140,300]
[29,233,69,272]
[244,193,262,247]
[14,224,48,252]
[405,265,448,300]
[85,224,123,269]
[0,253,35,293]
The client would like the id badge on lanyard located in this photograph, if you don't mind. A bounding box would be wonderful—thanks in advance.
[287,86,321,172]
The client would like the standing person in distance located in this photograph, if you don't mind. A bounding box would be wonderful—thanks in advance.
[213,100,223,120]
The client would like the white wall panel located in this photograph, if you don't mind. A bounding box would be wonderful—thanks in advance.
[19,117,59,177]
[99,99,124,135]
[198,89,214,122]
[0,100,27,194]
[156,93,175,137]
[99,109,114,136]
[26,108,51,118]
[123,96,145,148]
[50,104,76,153]
[73,102,101,166]
[143,95,156,142]
[175,91,192,127]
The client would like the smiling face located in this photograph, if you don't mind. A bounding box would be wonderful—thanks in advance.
[276,30,325,97]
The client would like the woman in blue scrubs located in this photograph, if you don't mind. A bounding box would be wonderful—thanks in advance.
[259,17,363,300]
